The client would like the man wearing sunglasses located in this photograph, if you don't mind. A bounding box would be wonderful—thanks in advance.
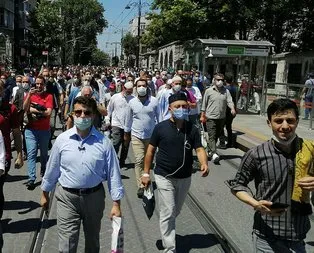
[40,96,124,253]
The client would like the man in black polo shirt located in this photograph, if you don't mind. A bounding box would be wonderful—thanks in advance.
[142,92,209,252]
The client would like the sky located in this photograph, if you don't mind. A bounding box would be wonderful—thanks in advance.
[97,0,153,57]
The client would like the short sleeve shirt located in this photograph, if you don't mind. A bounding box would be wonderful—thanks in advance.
[28,92,53,130]
[150,119,202,178]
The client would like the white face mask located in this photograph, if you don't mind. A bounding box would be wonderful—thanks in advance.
[16,82,22,87]
[216,80,224,87]
[137,86,147,97]
[173,84,181,92]
[271,133,297,147]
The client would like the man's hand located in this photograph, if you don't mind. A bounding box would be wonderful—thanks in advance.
[40,193,50,210]
[29,87,37,95]
[298,176,314,191]
[231,108,236,117]
[141,174,151,188]
[200,115,206,124]
[14,156,23,169]
[253,200,287,217]
[123,132,131,145]
[110,204,122,219]
[200,163,209,177]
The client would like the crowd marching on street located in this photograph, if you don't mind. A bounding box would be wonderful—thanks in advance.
[0,65,314,253]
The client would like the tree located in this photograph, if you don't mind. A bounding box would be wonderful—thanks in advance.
[143,0,314,53]
[28,0,62,62]
[112,56,119,67]
[29,0,108,65]
[91,48,110,66]
[122,33,138,58]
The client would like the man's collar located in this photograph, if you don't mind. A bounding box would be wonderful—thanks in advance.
[69,126,102,141]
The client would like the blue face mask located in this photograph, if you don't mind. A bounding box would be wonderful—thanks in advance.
[172,107,189,120]
[74,117,92,130]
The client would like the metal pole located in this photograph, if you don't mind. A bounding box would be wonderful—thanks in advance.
[47,53,49,67]
[261,56,268,116]
[137,0,141,69]
[310,95,314,130]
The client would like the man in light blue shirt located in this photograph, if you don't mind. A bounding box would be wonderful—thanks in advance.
[125,79,159,198]
[40,96,124,253]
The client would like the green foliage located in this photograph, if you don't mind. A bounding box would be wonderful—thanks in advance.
[29,0,107,65]
[112,56,119,67]
[143,0,314,53]
[121,32,138,57]
[91,48,110,66]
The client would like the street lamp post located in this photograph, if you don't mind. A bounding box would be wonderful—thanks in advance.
[126,0,146,69]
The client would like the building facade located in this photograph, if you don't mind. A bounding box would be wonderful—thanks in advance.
[0,0,14,70]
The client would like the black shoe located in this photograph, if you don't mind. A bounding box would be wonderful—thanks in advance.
[217,144,227,149]
[302,117,309,120]
[156,240,165,250]
[137,188,144,198]
[26,180,35,190]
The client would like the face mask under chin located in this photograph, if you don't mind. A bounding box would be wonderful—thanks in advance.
[271,133,297,147]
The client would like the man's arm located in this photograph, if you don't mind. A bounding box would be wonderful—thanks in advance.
[105,143,124,218]
[141,144,156,188]
[12,127,23,168]
[195,147,209,177]
[226,89,236,116]
[40,137,62,210]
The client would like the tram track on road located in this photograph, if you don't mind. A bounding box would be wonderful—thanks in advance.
[186,190,243,253]
[29,187,56,253]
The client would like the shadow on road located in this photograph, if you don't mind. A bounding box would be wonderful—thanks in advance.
[219,154,243,160]
[156,233,220,252]
[5,175,28,183]
[2,218,56,233]
[4,200,40,214]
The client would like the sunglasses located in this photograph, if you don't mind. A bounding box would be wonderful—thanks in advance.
[74,110,92,116]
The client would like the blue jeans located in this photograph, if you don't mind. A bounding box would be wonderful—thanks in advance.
[304,95,313,119]
[25,129,50,181]
[253,233,306,253]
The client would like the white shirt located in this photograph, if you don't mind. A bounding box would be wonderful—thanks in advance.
[107,92,134,129]
[186,86,202,115]
[125,96,159,139]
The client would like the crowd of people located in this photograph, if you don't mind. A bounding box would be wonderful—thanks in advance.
[0,65,313,252]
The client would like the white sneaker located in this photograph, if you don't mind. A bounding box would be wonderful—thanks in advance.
[212,153,220,164]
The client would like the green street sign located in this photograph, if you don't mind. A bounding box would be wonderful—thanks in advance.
[228,46,245,55]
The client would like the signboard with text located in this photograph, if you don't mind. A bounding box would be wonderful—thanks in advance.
[211,46,269,57]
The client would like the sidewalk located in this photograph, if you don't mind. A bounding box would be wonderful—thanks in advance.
[233,113,314,151]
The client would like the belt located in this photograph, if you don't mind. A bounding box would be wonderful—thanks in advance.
[62,183,102,195]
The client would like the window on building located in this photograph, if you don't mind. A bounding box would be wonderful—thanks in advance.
[0,8,5,27]
[266,64,277,82]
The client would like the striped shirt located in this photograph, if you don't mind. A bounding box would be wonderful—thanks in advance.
[231,139,311,240]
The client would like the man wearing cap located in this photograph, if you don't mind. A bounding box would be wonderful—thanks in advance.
[142,93,209,252]
[107,81,134,167]
[157,76,183,122]
[125,79,159,198]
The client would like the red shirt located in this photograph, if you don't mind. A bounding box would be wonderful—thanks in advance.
[0,102,19,160]
[27,92,53,130]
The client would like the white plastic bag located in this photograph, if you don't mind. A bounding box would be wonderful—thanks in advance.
[200,124,208,149]
[111,216,124,253]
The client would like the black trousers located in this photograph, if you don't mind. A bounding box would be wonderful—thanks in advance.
[0,159,11,250]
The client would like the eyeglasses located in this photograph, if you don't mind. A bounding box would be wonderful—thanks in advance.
[35,83,44,85]
[74,110,92,117]
[216,79,224,81]
[22,81,29,83]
